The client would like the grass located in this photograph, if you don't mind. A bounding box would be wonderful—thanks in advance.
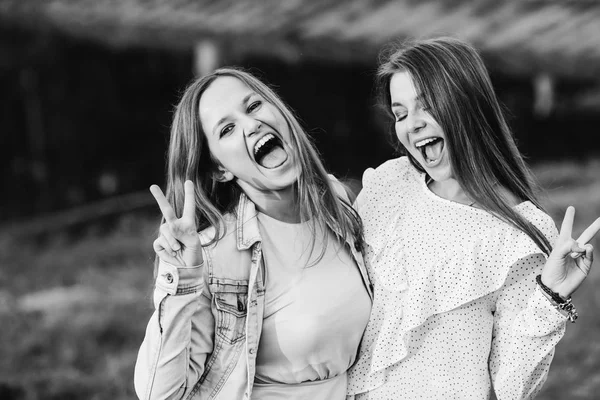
[1,159,599,400]
[0,214,158,400]
[530,159,600,400]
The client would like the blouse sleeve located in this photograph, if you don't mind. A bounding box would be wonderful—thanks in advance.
[134,258,214,400]
[352,168,375,212]
[490,253,567,400]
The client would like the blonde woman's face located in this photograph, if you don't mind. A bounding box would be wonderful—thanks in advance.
[199,76,298,194]
[390,71,453,182]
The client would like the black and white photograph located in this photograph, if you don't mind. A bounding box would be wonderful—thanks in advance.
[1,1,600,399]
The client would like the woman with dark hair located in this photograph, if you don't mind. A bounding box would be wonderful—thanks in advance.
[347,37,599,399]
[134,68,372,400]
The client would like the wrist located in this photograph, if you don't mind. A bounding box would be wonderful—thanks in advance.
[536,275,578,323]
[184,245,204,267]
[541,278,571,299]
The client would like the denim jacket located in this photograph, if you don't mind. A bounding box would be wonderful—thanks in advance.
[134,188,373,400]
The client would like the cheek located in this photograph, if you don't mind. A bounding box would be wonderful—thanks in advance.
[394,125,409,147]
[265,106,289,132]
[207,137,247,167]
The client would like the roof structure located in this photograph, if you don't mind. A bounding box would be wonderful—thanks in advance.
[2,0,600,79]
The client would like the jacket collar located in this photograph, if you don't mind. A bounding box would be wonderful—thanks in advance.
[234,192,372,300]
[235,193,262,250]
[234,192,351,250]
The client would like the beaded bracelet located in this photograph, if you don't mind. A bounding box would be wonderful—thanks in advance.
[535,275,578,323]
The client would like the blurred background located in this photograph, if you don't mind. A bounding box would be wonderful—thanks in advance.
[0,0,599,399]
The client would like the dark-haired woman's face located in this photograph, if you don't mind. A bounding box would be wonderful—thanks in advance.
[390,72,453,182]
[199,76,298,194]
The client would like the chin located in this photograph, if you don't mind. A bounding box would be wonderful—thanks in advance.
[424,163,453,182]
[265,169,298,191]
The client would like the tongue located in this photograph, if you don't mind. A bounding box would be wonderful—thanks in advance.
[259,145,288,169]
[425,139,444,161]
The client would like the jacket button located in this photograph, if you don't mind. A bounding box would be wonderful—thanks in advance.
[165,273,174,284]
[249,348,255,354]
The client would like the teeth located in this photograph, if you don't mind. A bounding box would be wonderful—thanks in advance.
[415,137,437,148]
[254,133,275,156]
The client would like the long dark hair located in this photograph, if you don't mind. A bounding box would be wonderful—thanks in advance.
[377,37,551,255]
[164,67,362,257]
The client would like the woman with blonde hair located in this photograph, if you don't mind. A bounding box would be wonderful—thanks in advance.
[134,68,372,399]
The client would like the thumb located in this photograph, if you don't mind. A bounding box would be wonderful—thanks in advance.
[570,241,587,259]
[156,249,182,266]
[574,243,593,277]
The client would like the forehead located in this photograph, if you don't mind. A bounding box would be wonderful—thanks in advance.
[389,71,418,103]
[199,76,252,122]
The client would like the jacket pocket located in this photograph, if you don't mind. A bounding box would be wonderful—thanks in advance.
[214,292,248,344]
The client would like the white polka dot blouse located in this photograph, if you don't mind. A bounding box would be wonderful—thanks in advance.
[347,157,568,400]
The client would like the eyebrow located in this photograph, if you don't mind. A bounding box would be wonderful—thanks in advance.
[212,92,257,135]
[391,94,425,108]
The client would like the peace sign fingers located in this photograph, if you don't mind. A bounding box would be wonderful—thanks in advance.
[182,180,197,224]
[567,215,600,259]
[150,184,177,223]
[149,181,203,267]
[558,206,575,243]
[572,217,600,276]
[576,217,600,247]
[542,206,599,298]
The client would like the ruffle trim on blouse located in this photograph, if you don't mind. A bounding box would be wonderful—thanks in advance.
[356,158,416,294]
[356,158,558,387]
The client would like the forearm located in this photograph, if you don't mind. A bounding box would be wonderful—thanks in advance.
[491,287,566,399]
[490,255,567,400]
[134,261,213,400]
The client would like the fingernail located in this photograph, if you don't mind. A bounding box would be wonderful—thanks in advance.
[570,251,581,258]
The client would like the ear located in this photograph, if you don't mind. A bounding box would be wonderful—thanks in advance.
[212,166,234,183]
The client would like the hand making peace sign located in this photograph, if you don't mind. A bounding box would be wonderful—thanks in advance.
[150,180,203,267]
[542,206,600,298]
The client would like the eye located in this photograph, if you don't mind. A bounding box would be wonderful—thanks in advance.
[247,100,262,113]
[220,124,234,138]
[394,113,407,123]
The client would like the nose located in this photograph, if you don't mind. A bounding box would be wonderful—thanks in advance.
[242,117,262,137]
[407,112,426,135]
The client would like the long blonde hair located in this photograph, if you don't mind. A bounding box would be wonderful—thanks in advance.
[163,67,363,258]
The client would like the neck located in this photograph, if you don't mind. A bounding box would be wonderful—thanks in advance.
[244,185,301,223]
[428,177,472,205]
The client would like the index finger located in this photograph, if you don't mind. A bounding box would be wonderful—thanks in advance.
[576,217,600,246]
[182,180,197,221]
[558,206,575,241]
[150,184,177,223]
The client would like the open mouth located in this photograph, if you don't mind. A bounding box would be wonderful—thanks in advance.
[415,137,444,165]
[253,133,288,169]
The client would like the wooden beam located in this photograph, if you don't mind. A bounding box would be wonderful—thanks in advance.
[486,5,566,50]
